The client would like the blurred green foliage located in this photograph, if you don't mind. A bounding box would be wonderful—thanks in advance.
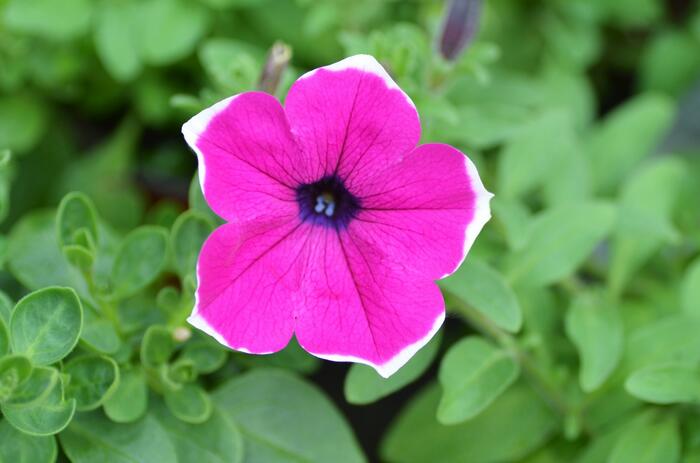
[1,0,700,461]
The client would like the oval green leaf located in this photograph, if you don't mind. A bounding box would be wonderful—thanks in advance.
[0,354,32,401]
[2,376,76,436]
[103,367,148,423]
[438,336,520,424]
[111,226,168,297]
[506,201,616,286]
[10,286,83,365]
[625,363,700,404]
[64,355,119,411]
[441,258,522,332]
[565,291,623,391]
[164,383,212,424]
[56,191,99,248]
[4,365,58,408]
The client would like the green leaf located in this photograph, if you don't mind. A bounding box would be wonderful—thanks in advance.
[60,411,177,462]
[141,325,175,368]
[111,226,168,297]
[0,354,32,402]
[64,355,119,411]
[4,366,58,407]
[198,38,260,93]
[94,0,143,82]
[565,291,624,391]
[56,191,99,248]
[170,210,214,278]
[164,383,212,424]
[10,287,83,365]
[153,403,244,463]
[683,257,700,317]
[0,95,47,153]
[625,363,700,404]
[382,383,556,463]
[6,211,88,292]
[610,157,686,294]
[441,258,522,332]
[497,110,574,199]
[180,340,227,375]
[587,93,675,193]
[80,308,121,355]
[345,332,441,405]
[214,369,365,463]
[506,201,616,286]
[640,30,700,96]
[3,0,93,40]
[2,375,76,436]
[491,197,532,251]
[0,419,57,463]
[103,367,148,423]
[623,315,700,372]
[437,336,520,424]
[609,413,680,463]
[136,0,209,66]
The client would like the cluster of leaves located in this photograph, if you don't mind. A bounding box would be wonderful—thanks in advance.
[2,0,700,462]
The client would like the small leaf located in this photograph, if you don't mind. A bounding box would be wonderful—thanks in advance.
[0,95,47,153]
[152,400,244,463]
[214,369,365,463]
[60,411,177,462]
[111,226,168,297]
[2,375,76,436]
[4,366,58,407]
[682,257,700,317]
[0,290,13,324]
[587,93,675,193]
[507,201,616,286]
[0,419,57,463]
[437,336,520,424]
[141,325,175,368]
[609,413,680,463]
[565,291,624,391]
[10,287,83,365]
[64,355,120,411]
[94,0,143,81]
[56,191,99,248]
[441,258,522,332]
[625,363,700,404]
[171,210,214,278]
[0,354,32,401]
[180,340,227,375]
[345,332,441,405]
[103,367,148,423]
[165,383,212,424]
[80,310,121,355]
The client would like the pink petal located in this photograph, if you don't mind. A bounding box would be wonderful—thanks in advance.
[352,143,493,279]
[294,226,445,378]
[284,55,420,192]
[182,92,302,222]
[189,214,310,354]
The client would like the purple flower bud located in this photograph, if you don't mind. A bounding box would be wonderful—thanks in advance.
[438,0,482,62]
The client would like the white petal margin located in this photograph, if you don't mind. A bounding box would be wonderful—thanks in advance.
[297,54,417,110]
[181,94,240,193]
[302,310,446,379]
[440,154,494,279]
[187,262,275,355]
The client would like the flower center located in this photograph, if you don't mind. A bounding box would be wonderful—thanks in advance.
[296,176,360,228]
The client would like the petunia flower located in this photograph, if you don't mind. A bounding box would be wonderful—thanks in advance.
[182,55,492,377]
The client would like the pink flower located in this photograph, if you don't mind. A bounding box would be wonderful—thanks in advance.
[182,55,492,377]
